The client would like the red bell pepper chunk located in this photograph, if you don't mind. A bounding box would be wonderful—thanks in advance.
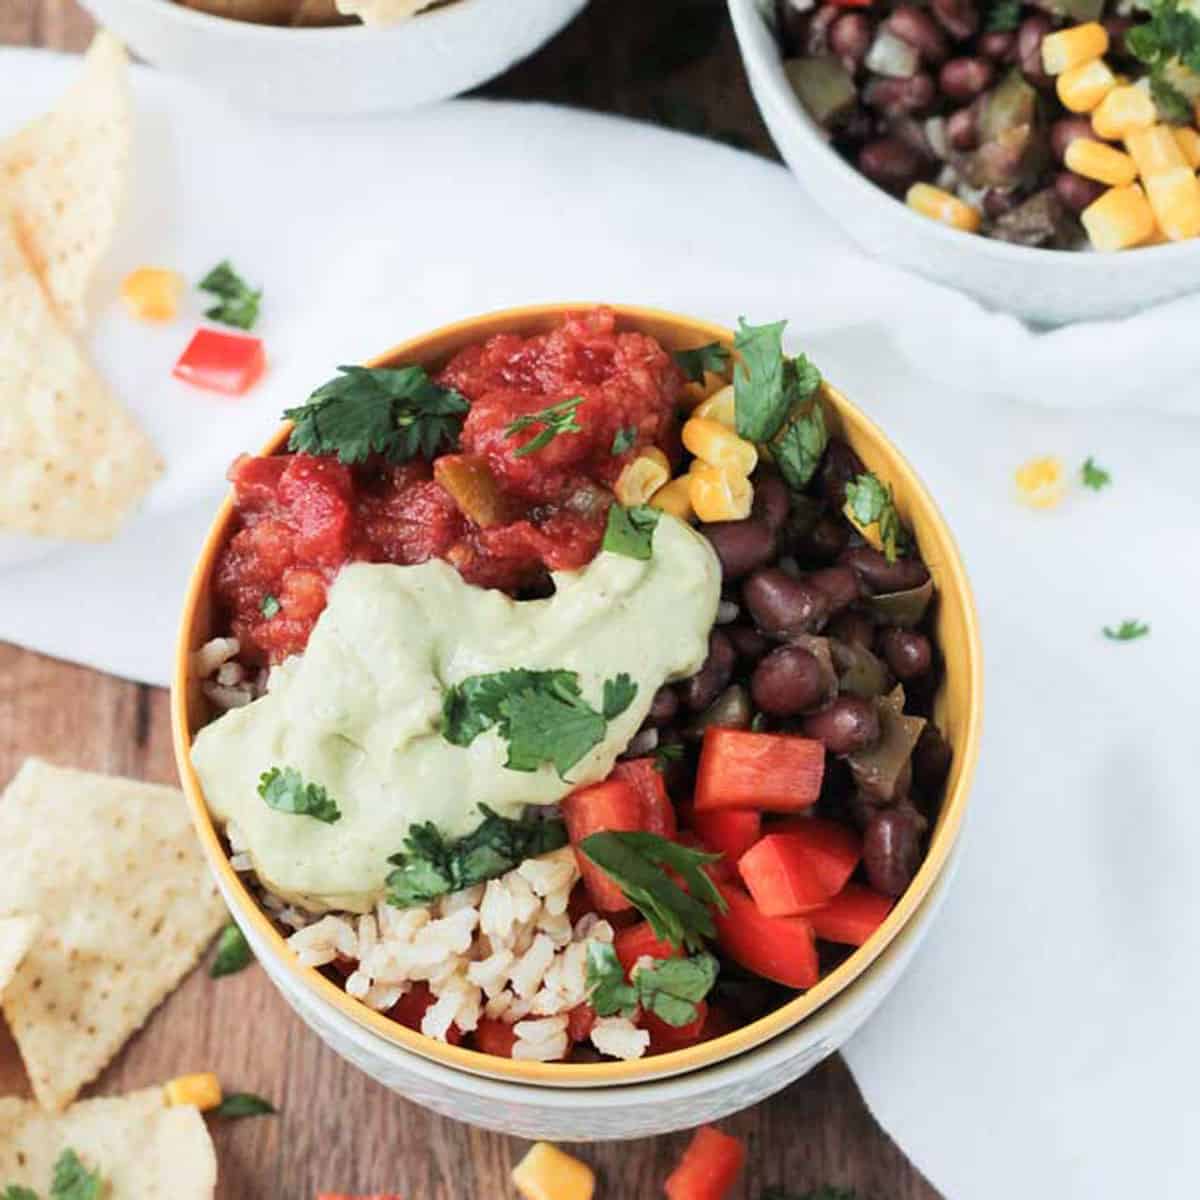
[769,817,863,895]
[692,809,762,864]
[642,1000,708,1055]
[713,880,820,989]
[664,1126,747,1200]
[614,920,681,977]
[173,327,266,395]
[473,1016,518,1058]
[694,728,825,812]
[387,983,462,1045]
[809,883,895,947]
[737,833,834,917]
[562,780,645,912]
[612,757,678,839]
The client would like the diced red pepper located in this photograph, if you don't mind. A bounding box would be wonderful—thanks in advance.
[386,983,463,1046]
[612,757,678,839]
[643,1001,708,1055]
[473,1017,518,1058]
[173,327,266,395]
[614,920,681,977]
[809,883,895,947]
[713,880,820,989]
[694,728,825,812]
[769,817,863,895]
[567,1002,598,1043]
[737,834,834,917]
[664,1126,747,1200]
[562,780,644,912]
[692,809,762,864]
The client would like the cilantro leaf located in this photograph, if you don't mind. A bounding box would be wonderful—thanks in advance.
[213,1092,276,1119]
[285,365,468,465]
[1081,456,1111,491]
[602,673,638,720]
[843,472,911,563]
[634,951,719,1026]
[984,0,1020,32]
[260,593,281,618]
[733,318,791,441]
[578,831,727,951]
[1151,72,1194,123]
[210,922,254,978]
[386,804,567,908]
[611,425,638,456]
[199,260,262,331]
[49,1150,102,1200]
[602,503,660,560]
[505,396,585,458]
[2,1187,40,1200]
[258,767,341,823]
[654,742,685,771]
[1103,619,1150,641]
[674,341,731,383]
[585,941,640,1018]
[1128,0,1200,123]
[772,391,827,490]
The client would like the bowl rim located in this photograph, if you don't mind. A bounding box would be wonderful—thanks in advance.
[728,0,1200,267]
[170,300,983,1089]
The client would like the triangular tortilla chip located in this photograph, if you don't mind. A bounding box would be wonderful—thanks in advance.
[0,914,40,995]
[0,32,131,327]
[0,1088,216,1198]
[0,760,226,1112]
[0,210,162,540]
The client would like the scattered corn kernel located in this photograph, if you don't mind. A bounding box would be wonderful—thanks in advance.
[614,447,670,506]
[1056,59,1116,114]
[1064,138,1138,186]
[649,474,694,521]
[1172,126,1200,169]
[1041,22,1109,75]
[164,1072,223,1112]
[1014,457,1066,510]
[905,182,982,233]
[1142,165,1200,241]
[688,462,753,523]
[693,384,737,429]
[120,267,185,322]
[1125,124,1187,177]
[1080,183,1156,251]
[512,1142,595,1200]
[1090,84,1157,140]
[681,417,758,477]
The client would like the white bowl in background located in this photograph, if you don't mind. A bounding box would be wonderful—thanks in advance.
[79,0,588,117]
[729,0,1200,325]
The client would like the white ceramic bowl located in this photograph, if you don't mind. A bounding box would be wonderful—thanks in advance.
[79,0,588,116]
[729,0,1200,325]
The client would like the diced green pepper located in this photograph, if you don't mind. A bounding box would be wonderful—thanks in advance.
[785,56,858,128]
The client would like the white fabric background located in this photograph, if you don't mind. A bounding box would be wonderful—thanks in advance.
[2,51,1197,1196]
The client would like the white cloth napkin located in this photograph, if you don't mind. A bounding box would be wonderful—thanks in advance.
[2,50,1198,1198]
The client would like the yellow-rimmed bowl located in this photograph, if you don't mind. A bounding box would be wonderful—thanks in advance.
[172,302,982,1104]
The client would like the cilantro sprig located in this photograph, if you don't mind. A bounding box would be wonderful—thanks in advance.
[585,942,719,1026]
[4,1149,106,1200]
[602,503,660,560]
[611,425,638,456]
[210,922,254,978]
[732,318,822,446]
[984,0,1021,32]
[258,767,341,824]
[1128,0,1200,124]
[773,393,828,491]
[213,1092,277,1119]
[674,341,731,383]
[578,831,727,951]
[285,365,468,465]
[505,396,585,458]
[386,804,567,908]
[260,593,281,618]
[199,260,262,331]
[441,668,638,778]
[1081,456,1111,491]
[1103,619,1150,641]
[843,472,911,563]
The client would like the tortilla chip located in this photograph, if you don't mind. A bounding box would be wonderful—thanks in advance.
[0,33,131,328]
[0,760,226,1112]
[0,211,162,540]
[0,914,40,996]
[0,1088,216,1197]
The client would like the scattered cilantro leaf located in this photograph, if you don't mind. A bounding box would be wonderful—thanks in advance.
[602,503,660,560]
[505,396,585,458]
[2,1187,40,1200]
[199,260,262,330]
[386,804,567,908]
[843,472,911,563]
[260,593,281,618]
[611,425,638,455]
[258,767,341,823]
[602,673,638,720]
[579,831,727,951]
[674,341,731,383]
[984,0,1020,32]
[750,712,769,732]
[1103,619,1150,641]
[210,922,254,978]
[772,391,827,490]
[49,1150,103,1200]
[634,952,719,1026]
[1080,456,1111,491]
[285,365,468,465]
[654,742,685,771]
[213,1092,277,1119]
[585,942,640,1018]
[1128,0,1200,124]
[733,318,790,441]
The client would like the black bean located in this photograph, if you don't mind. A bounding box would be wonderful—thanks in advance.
[982,187,1019,219]
[978,29,1015,61]
[679,630,736,713]
[913,724,953,793]
[946,104,980,151]
[793,514,850,563]
[702,518,777,581]
[887,4,950,63]
[817,439,866,508]
[1017,14,1053,88]
[830,11,873,68]
[751,645,829,716]
[877,628,933,679]
[863,74,937,117]
[839,546,930,594]
[806,564,861,613]
[857,137,925,191]
[1054,170,1105,214]
[1103,15,1134,59]
[752,470,792,533]
[802,695,881,755]
[940,56,994,101]
[727,623,771,662]
[1050,117,1097,164]
[743,567,832,637]
[828,610,875,649]
[805,2,841,55]
[930,0,979,41]
[645,685,680,727]
[863,804,926,896]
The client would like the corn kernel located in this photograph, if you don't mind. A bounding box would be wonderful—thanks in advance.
[649,474,694,521]
[1172,126,1200,169]
[1057,59,1116,114]
[693,384,736,429]
[1090,85,1157,140]
[120,267,185,323]
[614,448,670,506]
[905,183,982,233]
[1064,138,1138,186]
[512,1142,596,1200]
[1126,124,1187,177]
[164,1072,223,1112]
[1143,165,1200,241]
[682,417,758,477]
[1014,457,1066,510]
[1080,183,1156,251]
[688,463,753,523]
[1041,23,1109,75]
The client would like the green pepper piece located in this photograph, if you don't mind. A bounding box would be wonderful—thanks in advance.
[866,577,934,628]
[848,686,926,802]
[784,56,858,128]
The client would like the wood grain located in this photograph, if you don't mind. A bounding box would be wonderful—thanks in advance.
[0,4,939,1196]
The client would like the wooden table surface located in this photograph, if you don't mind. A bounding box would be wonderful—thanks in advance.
[0,2,938,1196]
